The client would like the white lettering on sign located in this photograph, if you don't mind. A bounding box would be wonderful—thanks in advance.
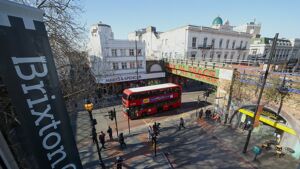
[105,75,142,83]
[12,56,76,169]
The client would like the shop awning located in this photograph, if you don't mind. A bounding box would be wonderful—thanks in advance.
[239,108,297,135]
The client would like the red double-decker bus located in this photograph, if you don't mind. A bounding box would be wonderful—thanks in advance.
[122,83,182,119]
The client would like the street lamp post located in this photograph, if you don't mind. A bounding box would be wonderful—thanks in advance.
[84,100,105,168]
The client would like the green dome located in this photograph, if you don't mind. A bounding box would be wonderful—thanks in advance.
[212,16,223,25]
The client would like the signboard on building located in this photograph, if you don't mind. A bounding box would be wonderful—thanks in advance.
[0,1,82,169]
[165,63,220,85]
[98,72,165,83]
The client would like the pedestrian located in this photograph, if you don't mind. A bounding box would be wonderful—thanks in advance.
[148,125,153,142]
[153,122,159,136]
[178,117,185,130]
[199,109,203,119]
[207,109,212,119]
[99,131,106,149]
[107,126,113,141]
[115,156,123,169]
[118,133,127,149]
[91,128,96,144]
[205,109,209,119]
[151,132,156,146]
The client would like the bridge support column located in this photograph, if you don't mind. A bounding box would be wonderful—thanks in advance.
[224,68,237,124]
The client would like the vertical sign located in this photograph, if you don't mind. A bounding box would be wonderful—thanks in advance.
[0,1,82,169]
[253,105,263,128]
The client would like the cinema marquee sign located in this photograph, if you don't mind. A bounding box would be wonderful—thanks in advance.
[0,1,82,169]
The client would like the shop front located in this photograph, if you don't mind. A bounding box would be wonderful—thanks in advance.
[96,72,165,98]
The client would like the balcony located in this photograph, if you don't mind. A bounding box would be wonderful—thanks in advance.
[198,44,213,49]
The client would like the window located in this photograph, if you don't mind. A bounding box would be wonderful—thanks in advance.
[137,61,143,68]
[226,39,230,49]
[219,39,223,48]
[240,41,243,48]
[202,52,206,60]
[230,52,234,60]
[242,53,246,60]
[129,49,134,56]
[210,51,214,59]
[217,54,221,61]
[252,49,258,55]
[224,53,228,61]
[120,49,126,56]
[203,37,207,47]
[232,40,236,49]
[113,62,119,70]
[191,54,196,60]
[191,52,196,60]
[121,62,127,69]
[130,62,135,69]
[192,37,197,48]
[137,49,142,56]
[211,39,215,48]
[112,49,117,57]
[237,54,240,61]
[244,41,248,48]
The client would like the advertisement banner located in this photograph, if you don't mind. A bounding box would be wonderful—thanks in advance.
[0,1,82,169]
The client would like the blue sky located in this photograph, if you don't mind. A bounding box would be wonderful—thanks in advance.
[81,0,300,39]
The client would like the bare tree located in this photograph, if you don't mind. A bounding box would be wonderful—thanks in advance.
[13,0,98,110]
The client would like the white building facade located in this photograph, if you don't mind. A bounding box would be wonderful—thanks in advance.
[249,37,300,72]
[233,21,261,38]
[128,17,252,63]
[88,22,165,94]
[249,37,295,61]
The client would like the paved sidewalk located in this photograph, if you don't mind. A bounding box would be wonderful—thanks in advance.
[198,119,299,169]
[75,108,299,169]
[79,125,172,169]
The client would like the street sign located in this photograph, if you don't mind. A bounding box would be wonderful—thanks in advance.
[253,105,263,127]
[0,1,82,168]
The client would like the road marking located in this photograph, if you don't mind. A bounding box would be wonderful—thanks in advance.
[189,98,198,101]
[143,119,150,126]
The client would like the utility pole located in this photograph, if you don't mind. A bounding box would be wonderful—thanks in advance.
[135,31,139,84]
[224,68,237,124]
[114,108,119,137]
[128,116,131,134]
[242,33,279,153]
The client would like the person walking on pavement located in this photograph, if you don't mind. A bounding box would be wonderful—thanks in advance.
[115,156,123,169]
[199,109,203,119]
[153,122,159,136]
[179,117,185,130]
[107,126,113,141]
[118,133,127,149]
[99,131,106,149]
[148,125,153,142]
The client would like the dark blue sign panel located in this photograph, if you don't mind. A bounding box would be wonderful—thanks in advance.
[0,1,82,169]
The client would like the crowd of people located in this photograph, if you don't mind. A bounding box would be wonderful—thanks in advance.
[197,108,222,123]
